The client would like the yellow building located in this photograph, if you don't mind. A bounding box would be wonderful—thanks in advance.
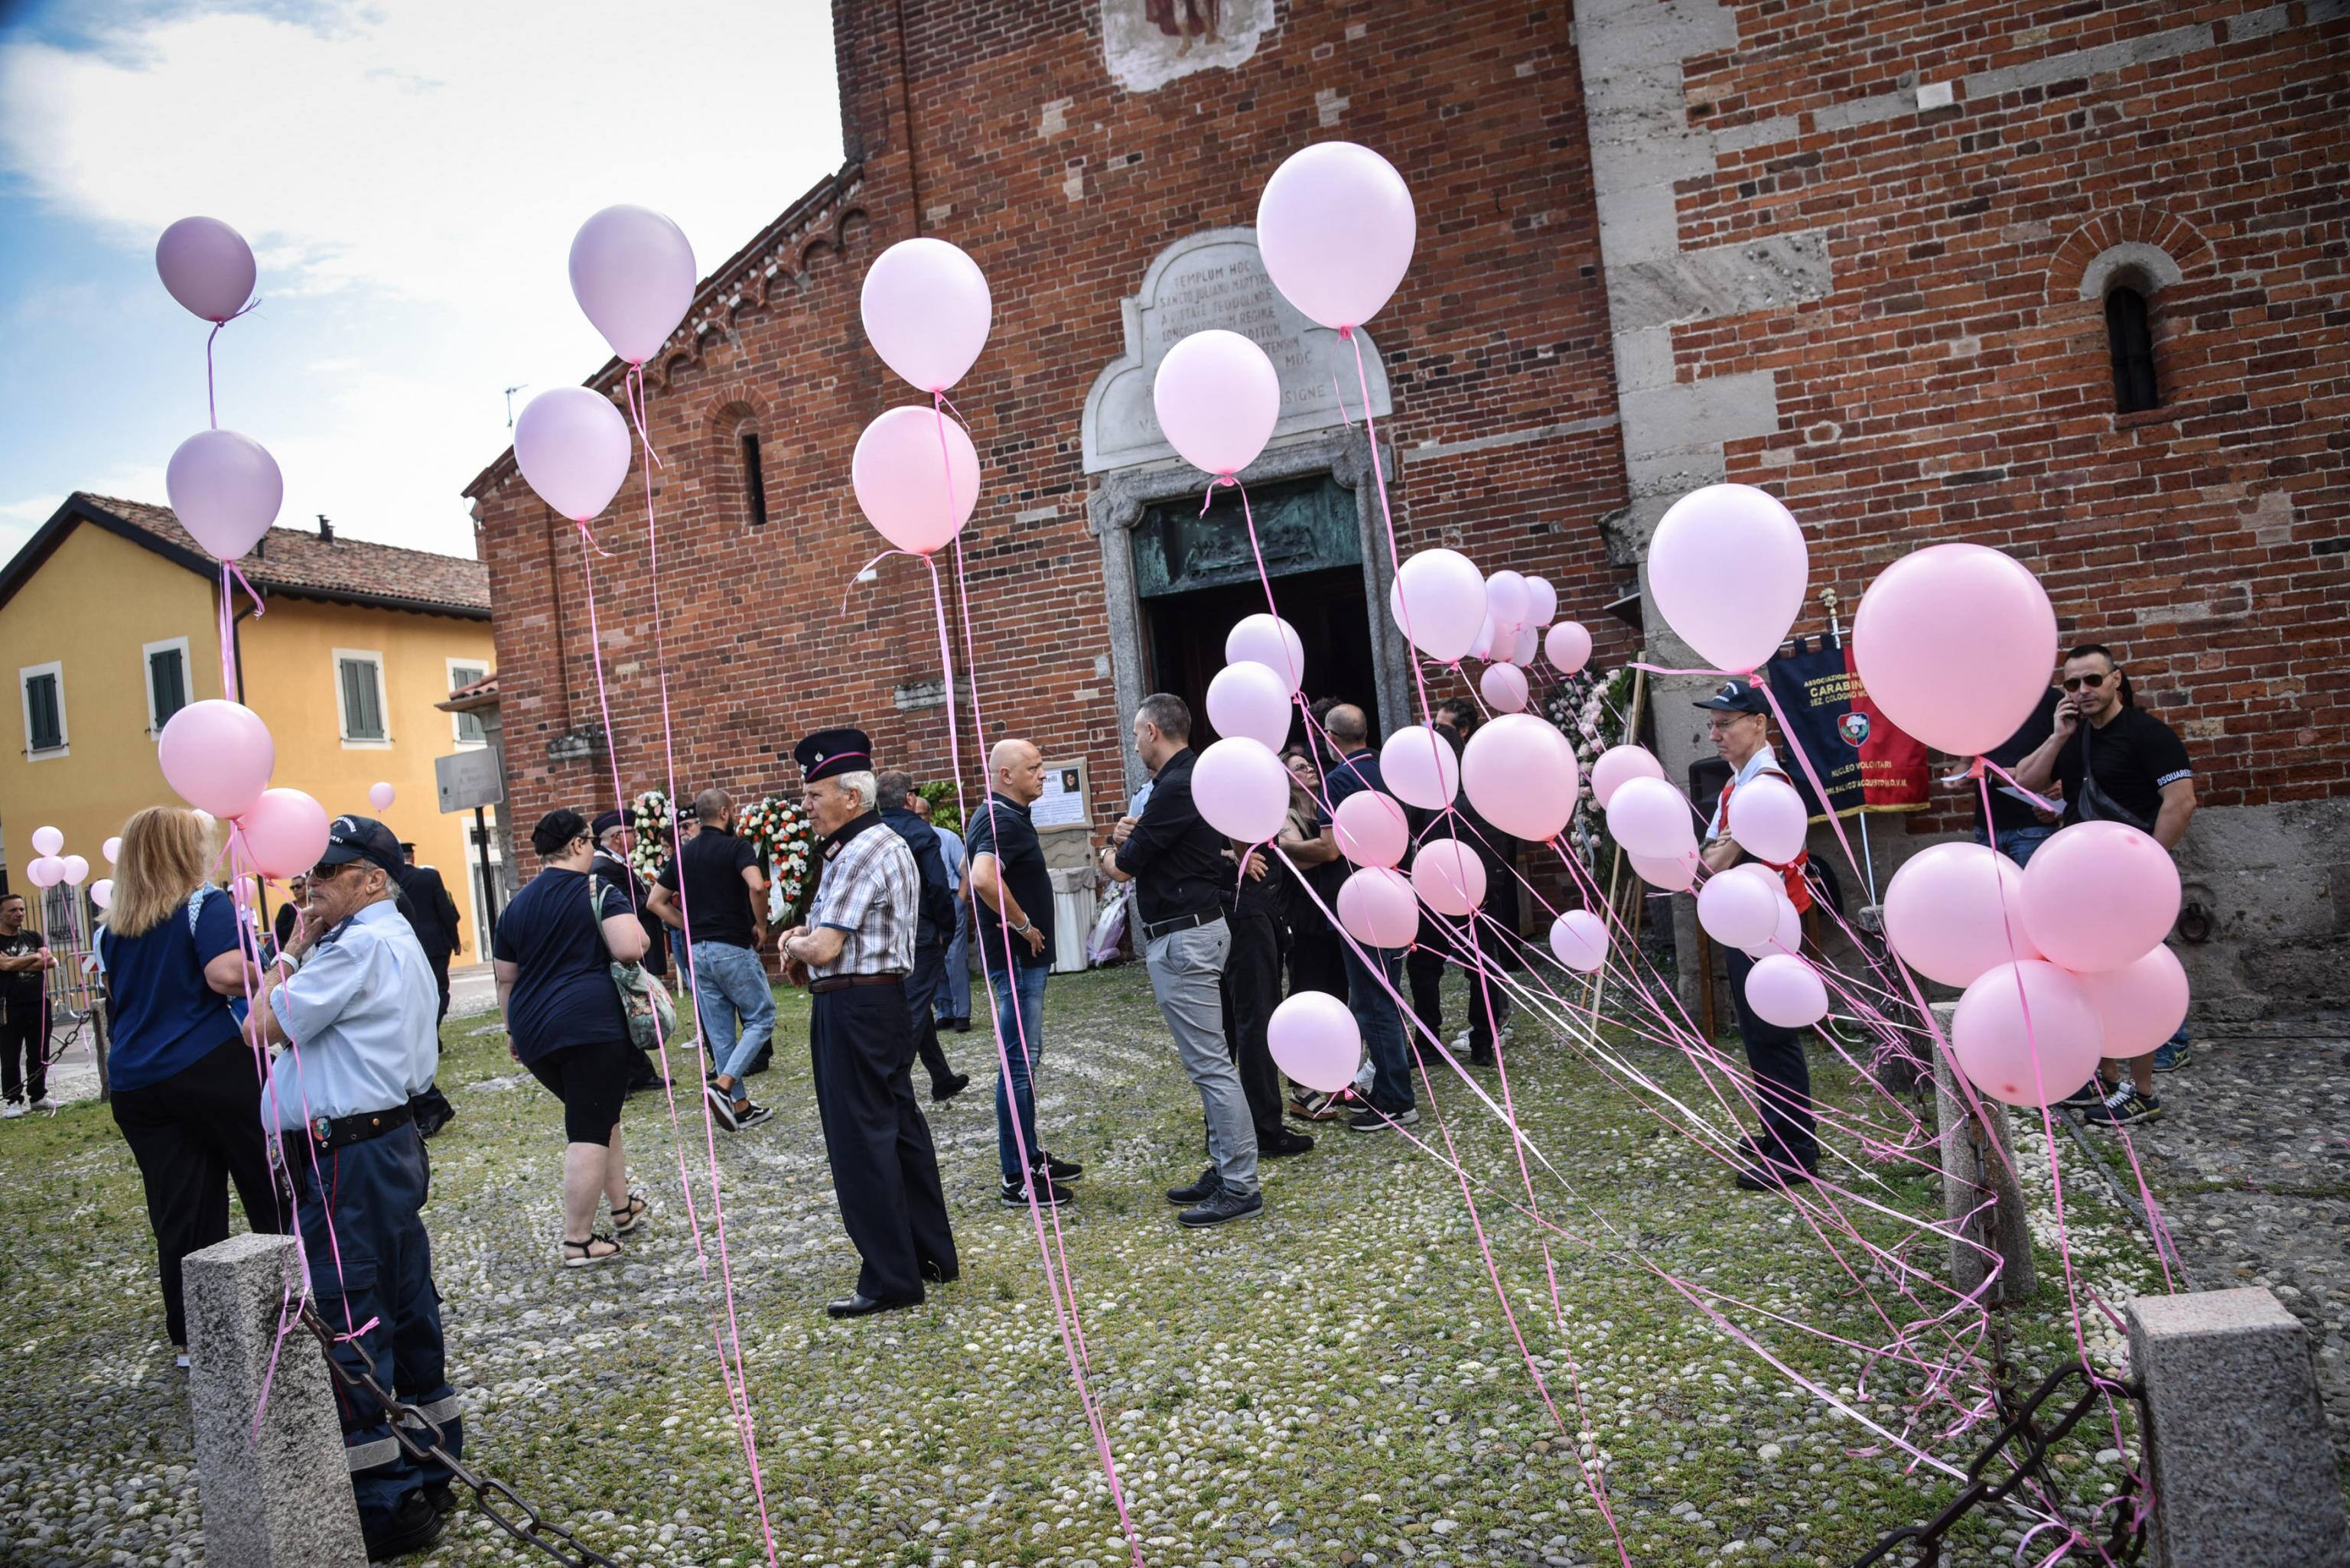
[0,494,498,962]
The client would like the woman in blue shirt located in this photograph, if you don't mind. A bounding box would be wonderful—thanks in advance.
[99,806,285,1361]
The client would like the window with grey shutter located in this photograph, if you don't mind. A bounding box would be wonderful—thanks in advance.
[148,647,188,728]
[449,663,487,744]
[339,656,385,740]
[24,672,63,752]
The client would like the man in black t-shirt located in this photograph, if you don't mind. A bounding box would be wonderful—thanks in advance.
[648,789,774,1131]
[0,893,54,1114]
[1969,704,2060,865]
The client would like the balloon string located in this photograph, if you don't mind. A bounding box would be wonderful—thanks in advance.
[1970,755,2060,817]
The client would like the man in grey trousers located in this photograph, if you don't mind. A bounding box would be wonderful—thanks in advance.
[1102,694,1262,1228]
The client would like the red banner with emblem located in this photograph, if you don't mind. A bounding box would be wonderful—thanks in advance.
[1761,636,1929,819]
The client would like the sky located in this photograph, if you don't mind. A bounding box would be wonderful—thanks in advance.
[0,0,843,564]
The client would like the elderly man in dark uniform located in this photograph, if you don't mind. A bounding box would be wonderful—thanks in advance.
[777,728,959,1319]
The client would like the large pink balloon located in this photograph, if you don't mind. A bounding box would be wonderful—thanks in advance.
[1411,838,1487,918]
[30,825,62,857]
[1648,484,1808,673]
[24,857,62,889]
[1462,714,1580,842]
[1268,990,1365,1093]
[1549,909,1609,973]
[2020,821,2181,973]
[1544,621,1593,676]
[2073,945,2189,1059]
[1952,960,2106,1109]
[1206,661,1292,751]
[1745,954,1829,1029]
[1511,624,1540,666]
[1697,868,1778,948]
[1154,330,1280,476]
[167,429,282,560]
[514,387,632,523]
[155,216,256,323]
[1192,737,1291,844]
[59,854,89,888]
[1605,775,1697,860]
[1336,867,1419,948]
[1380,726,1460,812]
[1256,141,1416,330]
[1333,791,1410,869]
[851,406,981,555]
[1485,571,1531,629]
[1725,773,1808,864]
[569,204,697,365]
[861,237,991,394]
[368,781,396,812]
[1225,613,1305,695]
[158,700,275,818]
[1390,549,1486,663]
[1525,577,1558,627]
[1852,544,2058,756]
[1590,745,1665,808]
[102,836,122,864]
[1743,893,1803,960]
[90,878,114,910]
[1479,662,1528,714]
[1883,841,2040,987]
[239,788,330,880]
[1629,851,1695,893]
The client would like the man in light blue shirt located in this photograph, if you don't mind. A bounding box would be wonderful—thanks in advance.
[920,796,973,1034]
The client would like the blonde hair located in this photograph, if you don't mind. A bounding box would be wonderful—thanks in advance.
[109,807,216,939]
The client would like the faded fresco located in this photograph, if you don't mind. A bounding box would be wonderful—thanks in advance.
[1100,0,1270,93]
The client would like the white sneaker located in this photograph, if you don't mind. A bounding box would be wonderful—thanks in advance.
[31,1097,55,1113]
[174,1352,190,1370]
[2,1102,23,1119]
[1448,1030,1471,1052]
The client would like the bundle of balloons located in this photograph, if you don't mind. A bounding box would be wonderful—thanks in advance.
[20,824,99,904]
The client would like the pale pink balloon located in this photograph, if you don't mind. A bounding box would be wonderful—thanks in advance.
[1744,894,1804,961]
[1746,953,1830,1029]
[1206,662,1293,751]
[1268,989,1365,1093]
[102,836,122,865]
[1411,838,1487,917]
[368,781,396,812]
[1883,841,2040,987]
[167,429,282,560]
[1333,791,1410,869]
[852,405,981,555]
[1590,745,1665,808]
[1952,960,2106,1109]
[158,700,275,818]
[90,878,114,910]
[1486,570,1531,628]
[1467,613,1496,662]
[1462,713,1580,842]
[1154,329,1280,476]
[1256,141,1416,330]
[30,825,62,857]
[1337,866,1419,948]
[1605,775,1697,860]
[1544,621,1593,675]
[2073,944,2190,1059]
[1225,613,1305,695]
[1512,625,1540,666]
[568,204,696,365]
[1525,576,1558,627]
[1629,851,1695,893]
[155,216,256,323]
[1379,725,1460,812]
[1479,662,1529,714]
[1648,484,1808,673]
[1192,737,1291,844]
[239,788,330,880]
[1725,773,1808,864]
[1851,543,2057,757]
[1548,909,1609,973]
[514,387,632,522]
[1697,867,1778,948]
[861,236,992,394]
[2020,821,2181,973]
[59,854,89,887]
[1390,549,1486,664]
[24,857,62,889]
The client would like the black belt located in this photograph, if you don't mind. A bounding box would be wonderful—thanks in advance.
[1139,909,1221,942]
[304,1104,415,1150]
[809,971,906,995]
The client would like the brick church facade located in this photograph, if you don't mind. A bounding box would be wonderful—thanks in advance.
[467,0,2349,1013]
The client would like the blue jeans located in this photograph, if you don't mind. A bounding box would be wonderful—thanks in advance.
[1345,943,1414,1114]
[937,899,972,1023]
[988,961,1050,1182]
[1973,823,2055,867]
[693,941,775,1087]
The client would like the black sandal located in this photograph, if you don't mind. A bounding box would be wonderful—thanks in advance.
[561,1233,623,1269]
[612,1193,650,1235]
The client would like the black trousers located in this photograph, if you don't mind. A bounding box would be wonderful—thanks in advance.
[905,941,958,1091]
[1219,900,1287,1143]
[1406,945,1448,1046]
[1724,945,1818,1169]
[406,954,457,1130]
[1284,916,1347,1004]
[110,1036,288,1346]
[809,983,958,1303]
[2,993,43,1103]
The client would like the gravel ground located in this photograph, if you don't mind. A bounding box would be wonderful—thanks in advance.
[0,964,2320,1567]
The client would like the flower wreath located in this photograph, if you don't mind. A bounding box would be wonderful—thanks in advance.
[627,790,673,881]
[737,794,819,929]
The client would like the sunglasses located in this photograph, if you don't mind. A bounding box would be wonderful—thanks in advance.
[2061,672,2109,691]
[306,859,365,883]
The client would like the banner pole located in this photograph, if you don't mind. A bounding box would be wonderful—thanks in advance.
[1820,589,1880,906]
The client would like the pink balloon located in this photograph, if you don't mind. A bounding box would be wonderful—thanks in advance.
[1648,485,1808,672]
[166,429,282,560]
[1548,909,1609,973]
[1468,614,1496,663]
[1462,714,1579,842]
[1744,894,1803,960]
[1725,773,1808,864]
[368,781,396,812]
[1697,867,1778,948]
[1952,960,2106,1109]
[860,237,991,394]
[1268,989,1365,1093]
[1390,549,1486,664]
[59,854,89,887]
[155,216,256,323]
[1590,745,1665,808]
[851,405,981,555]
[24,856,62,889]
[102,836,122,865]
[1154,330,1280,476]
[1225,613,1305,695]
[2019,821,2181,973]
[1745,953,1829,1029]
[1511,625,1539,666]
[1379,726,1460,812]
[514,387,632,522]
[31,825,61,857]
[1485,570,1531,628]
[159,700,275,818]
[1525,577,1558,627]
[1336,867,1420,948]
[1479,662,1529,714]
[1544,621,1592,676]
[1206,662,1292,751]
[90,878,114,910]
[1333,791,1410,869]
[1191,737,1291,844]
[1256,141,1416,330]
[1852,544,2056,757]
[1605,775,1697,860]
[1883,841,2041,987]
[1411,838,1487,917]
[1629,851,1695,893]
[239,788,330,880]
[568,204,697,365]
[2073,944,2189,1059]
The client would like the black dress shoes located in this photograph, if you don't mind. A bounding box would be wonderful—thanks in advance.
[827,1291,921,1319]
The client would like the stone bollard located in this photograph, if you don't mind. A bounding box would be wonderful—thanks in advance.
[184,1233,367,1566]
[2128,1288,2350,1566]
[1928,1002,2035,1303]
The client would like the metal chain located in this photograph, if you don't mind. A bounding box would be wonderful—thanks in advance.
[296,1304,621,1567]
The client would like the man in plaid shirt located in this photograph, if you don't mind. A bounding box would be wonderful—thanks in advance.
[778,727,959,1319]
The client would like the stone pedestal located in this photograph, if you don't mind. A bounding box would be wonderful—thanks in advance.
[184,1233,366,1566]
[2129,1288,2350,1566]
[1928,1002,2035,1303]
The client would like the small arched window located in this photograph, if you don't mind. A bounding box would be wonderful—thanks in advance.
[739,430,769,526]
[2104,286,2158,414]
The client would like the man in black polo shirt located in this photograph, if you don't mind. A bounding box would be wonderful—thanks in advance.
[648,788,774,1131]
[0,893,54,1115]
[877,769,970,1104]
[1101,694,1262,1228]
